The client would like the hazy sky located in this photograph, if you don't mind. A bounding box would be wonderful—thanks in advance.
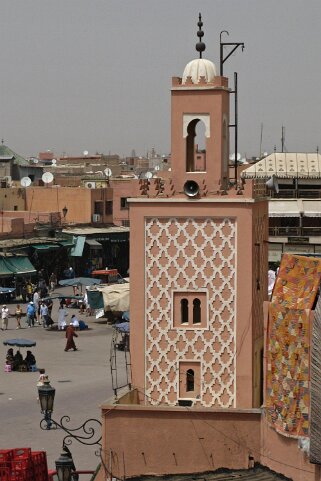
[1,0,320,159]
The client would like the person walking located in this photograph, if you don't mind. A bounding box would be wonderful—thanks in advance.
[26,281,33,302]
[33,290,40,324]
[1,305,10,330]
[40,301,49,328]
[26,302,36,328]
[58,304,67,330]
[49,272,57,292]
[15,304,22,329]
[65,323,78,351]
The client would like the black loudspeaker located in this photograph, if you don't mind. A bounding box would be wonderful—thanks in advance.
[183,180,200,198]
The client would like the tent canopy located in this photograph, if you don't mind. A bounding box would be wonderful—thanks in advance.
[0,256,36,277]
[3,338,36,348]
[59,277,101,287]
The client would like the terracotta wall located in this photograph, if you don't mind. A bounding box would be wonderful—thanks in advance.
[0,216,34,237]
[0,188,25,211]
[24,187,113,224]
[97,401,321,481]
[129,198,267,410]
[110,179,140,226]
[99,404,261,479]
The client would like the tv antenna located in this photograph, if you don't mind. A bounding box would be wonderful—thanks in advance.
[20,177,32,187]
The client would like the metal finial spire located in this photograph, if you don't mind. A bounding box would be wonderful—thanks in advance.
[196,13,205,59]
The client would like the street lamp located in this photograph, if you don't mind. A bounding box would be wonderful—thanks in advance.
[37,379,102,446]
[38,379,56,429]
[55,450,74,481]
[62,206,68,219]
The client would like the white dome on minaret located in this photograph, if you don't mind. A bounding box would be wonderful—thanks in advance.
[182,13,216,84]
[182,58,216,84]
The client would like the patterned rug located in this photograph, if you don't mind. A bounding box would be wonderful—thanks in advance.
[266,254,321,437]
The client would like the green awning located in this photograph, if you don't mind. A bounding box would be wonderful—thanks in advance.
[31,244,60,250]
[0,256,36,276]
[0,258,14,277]
[58,239,75,248]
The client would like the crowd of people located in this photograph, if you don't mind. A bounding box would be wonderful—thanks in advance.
[5,348,36,371]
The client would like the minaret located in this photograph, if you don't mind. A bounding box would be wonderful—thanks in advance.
[171,14,230,195]
[129,14,268,411]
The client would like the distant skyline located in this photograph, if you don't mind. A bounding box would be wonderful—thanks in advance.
[0,0,320,159]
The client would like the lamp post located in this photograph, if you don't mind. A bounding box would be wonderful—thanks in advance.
[55,449,74,481]
[38,378,102,481]
[62,206,68,220]
[38,379,55,429]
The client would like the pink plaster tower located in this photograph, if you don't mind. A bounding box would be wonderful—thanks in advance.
[129,15,268,410]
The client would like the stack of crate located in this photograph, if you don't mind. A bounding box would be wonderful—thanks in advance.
[0,450,12,481]
[0,449,48,481]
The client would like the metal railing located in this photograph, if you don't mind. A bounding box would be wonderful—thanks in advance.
[48,470,95,481]
[269,226,321,237]
[271,189,321,199]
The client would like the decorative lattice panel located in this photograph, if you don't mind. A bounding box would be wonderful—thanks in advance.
[145,217,236,407]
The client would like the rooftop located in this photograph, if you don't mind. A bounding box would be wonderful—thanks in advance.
[130,466,292,481]
[62,226,129,235]
[242,153,321,179]
[0,143,29,166]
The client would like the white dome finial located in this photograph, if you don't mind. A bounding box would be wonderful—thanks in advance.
[182,14,216,84]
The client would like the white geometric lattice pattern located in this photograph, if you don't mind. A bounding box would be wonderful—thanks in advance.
[145,217,236,407]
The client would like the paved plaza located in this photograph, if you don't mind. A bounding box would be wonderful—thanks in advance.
[0,286,127,477]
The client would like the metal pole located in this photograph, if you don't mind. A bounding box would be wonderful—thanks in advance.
[234,72,238,183]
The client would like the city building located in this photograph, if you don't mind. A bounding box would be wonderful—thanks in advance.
[0,141,43,184]
[242,153,321,261]
[96,17,270,480]
[95,17,321,481]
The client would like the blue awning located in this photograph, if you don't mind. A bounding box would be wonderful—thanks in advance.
[70,236,86,257]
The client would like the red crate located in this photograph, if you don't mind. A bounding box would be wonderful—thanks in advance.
[10,466,33,481]
[12,450,30,460]
[10,459,32,473]
[31,451,47,467]
[0,466,10,481]
[0,451,13,466]
[12,450,31,461]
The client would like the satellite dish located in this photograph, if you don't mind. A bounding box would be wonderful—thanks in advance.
[20,177,32,187]
[83,150,89,156]
[52,159,57,165]
[42,172,54,184]
[263,152,268,157]
[145,171,153,179]
[229,153,242,161]
[104,168,112,177]
[155,165,161,171]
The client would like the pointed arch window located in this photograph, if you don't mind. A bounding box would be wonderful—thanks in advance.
[181,298,189,324]
[173,291,207,328]
[193,298,201,324]
[186,369,195,392]
[186,119,206,172]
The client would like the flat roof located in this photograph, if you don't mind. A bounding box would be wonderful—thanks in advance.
[130,466,292,481]
[62,226,129,235]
